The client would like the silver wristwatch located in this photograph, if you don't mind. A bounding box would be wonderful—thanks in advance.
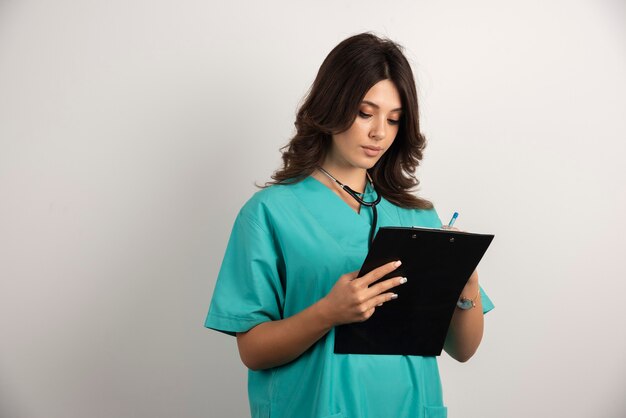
[456,297,476,310]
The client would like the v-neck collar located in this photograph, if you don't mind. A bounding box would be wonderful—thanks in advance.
[284,175,377,253]
[304,175,376,220]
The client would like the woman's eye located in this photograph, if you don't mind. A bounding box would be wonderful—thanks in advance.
[358,111,372,118]
[388,119,400,125]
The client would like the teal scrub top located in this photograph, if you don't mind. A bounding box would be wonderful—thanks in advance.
[205,176,494,418]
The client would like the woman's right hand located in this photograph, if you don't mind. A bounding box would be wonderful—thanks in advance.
[318,260,407,327]
[236,260,406,370]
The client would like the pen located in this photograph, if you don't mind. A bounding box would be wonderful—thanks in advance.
[447,212,458,227]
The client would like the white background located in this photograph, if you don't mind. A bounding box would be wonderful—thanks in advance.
[1,1,625,417]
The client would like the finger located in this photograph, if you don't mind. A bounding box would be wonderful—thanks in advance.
[341,270,360,282]
[347,270,359,280]
[358,260,402,287]
[370,292,399,309]
[365,275,407,299]
[362,306,376,321]
[442,225,464,232]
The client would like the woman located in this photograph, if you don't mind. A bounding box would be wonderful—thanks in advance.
[205,32,494,418]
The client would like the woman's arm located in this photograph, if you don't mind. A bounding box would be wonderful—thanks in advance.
[236,298,334,371]
[443,270,485,362]
[236,260,406,371]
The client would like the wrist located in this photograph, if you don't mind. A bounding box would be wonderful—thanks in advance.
[314,297,337,329]
[457,280,481,310]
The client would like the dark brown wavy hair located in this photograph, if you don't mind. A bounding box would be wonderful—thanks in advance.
[261,32,433,209]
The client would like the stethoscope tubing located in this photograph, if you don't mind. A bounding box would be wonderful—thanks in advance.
[317,167,381,247]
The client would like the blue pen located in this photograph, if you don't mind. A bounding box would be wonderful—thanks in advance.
[448,212,458,227]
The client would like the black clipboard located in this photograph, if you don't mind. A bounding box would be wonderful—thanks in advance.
[334,226,494,356]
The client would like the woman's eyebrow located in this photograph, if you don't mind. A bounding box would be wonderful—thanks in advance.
[361,100,403,112]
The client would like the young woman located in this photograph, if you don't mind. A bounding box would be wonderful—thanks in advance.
[205,32,494,418]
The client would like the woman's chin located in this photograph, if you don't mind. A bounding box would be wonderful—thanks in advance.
[353,157,380,170]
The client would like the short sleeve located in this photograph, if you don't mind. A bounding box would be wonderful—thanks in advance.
[204,211,285,336]
[480,285,494,314]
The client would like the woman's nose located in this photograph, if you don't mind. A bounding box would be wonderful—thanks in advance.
[369,117,386,140]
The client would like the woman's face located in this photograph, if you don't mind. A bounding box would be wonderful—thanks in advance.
[328,79,403,170]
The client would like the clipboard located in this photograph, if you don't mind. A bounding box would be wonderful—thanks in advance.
[334,226,494,356]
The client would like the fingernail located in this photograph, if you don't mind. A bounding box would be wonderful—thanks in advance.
[394,260,402,267]
[399,277,408,284]
[391,293,398,299]
[377,303,383,307]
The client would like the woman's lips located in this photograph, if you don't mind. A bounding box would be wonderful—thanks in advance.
[362,146,382,157]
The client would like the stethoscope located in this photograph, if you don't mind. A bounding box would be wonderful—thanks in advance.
[317,167,381,248]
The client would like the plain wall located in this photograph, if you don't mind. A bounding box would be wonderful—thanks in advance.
[1,1,625,417]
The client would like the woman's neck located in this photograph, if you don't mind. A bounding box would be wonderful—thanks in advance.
[318,161,368,194]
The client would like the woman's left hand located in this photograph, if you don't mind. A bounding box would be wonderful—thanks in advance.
[439,224,484,361]
[440,225,460,232]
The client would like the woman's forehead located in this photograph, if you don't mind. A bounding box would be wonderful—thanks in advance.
[362,80,402,111]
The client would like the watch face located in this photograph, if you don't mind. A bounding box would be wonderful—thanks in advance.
[457,298,474,310]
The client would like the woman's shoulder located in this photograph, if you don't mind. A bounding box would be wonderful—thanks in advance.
[237,179,301,227]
